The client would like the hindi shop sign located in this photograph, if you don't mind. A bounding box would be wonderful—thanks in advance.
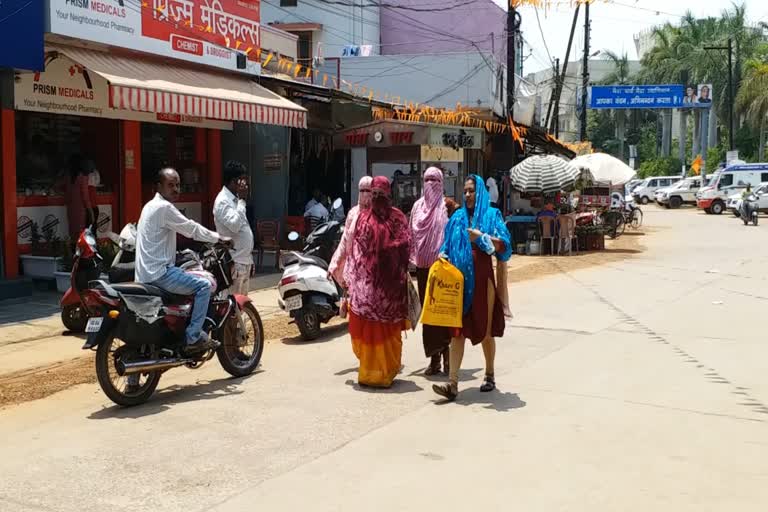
[589,85,685,110]
[48,0,261,75]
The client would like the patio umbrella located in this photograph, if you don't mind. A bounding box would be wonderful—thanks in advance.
[571,153,636,186]
[509,154,580,194]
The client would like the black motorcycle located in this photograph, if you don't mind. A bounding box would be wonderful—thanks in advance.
[82,240,264,406]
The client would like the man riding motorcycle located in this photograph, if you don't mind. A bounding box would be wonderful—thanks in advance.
[135,168,231,355]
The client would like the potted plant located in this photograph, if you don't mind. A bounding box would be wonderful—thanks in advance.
[54,244,74,293]
[20,222,68,280]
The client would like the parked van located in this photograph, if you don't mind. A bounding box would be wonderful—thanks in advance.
[696,163,768,215]
[632,176,682,204]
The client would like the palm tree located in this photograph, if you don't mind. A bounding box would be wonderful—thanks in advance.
[600,50,633,160]
[640,4,762,137]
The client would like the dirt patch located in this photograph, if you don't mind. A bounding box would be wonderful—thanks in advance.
[0,314,309,409]
[0,231,645,409]
[506,228,644,283]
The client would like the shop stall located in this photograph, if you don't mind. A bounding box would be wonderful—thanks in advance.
[334,120,483,214]
[3,44,306,279]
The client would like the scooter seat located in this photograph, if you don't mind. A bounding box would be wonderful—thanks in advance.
[304,255,329,270]
[109,282,185,302]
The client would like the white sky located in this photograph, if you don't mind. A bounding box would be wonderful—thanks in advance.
[498,0,768,74]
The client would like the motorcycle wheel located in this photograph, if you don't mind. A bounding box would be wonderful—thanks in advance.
[95,333,161,407]
[754,214,759,226]
[61,305,87,332]
[217,303,264,377]
[296,308,322,341]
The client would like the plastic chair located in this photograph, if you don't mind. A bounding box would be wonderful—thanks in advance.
[538,216,556,256]
[255,220,281,272]
[557,215,578,256]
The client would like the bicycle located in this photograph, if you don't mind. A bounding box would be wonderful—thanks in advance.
[624,205,643,229]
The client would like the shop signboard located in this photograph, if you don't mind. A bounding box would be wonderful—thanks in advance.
[0,0,44,71]
[428,127,482,150]
[589,84,686,110]
[15,53,233,130]
[47,0,261,75]
[420,145,463,163]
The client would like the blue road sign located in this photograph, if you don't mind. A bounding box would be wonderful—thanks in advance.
[0,0,43,71]
[589,84,685,110]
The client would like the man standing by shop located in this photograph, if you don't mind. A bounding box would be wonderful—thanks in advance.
[213,160,254,295]
[136,168,227,354]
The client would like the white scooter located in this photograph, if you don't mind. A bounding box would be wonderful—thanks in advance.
[278,199,344,341]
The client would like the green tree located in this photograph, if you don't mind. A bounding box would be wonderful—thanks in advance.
[599,50,633,161]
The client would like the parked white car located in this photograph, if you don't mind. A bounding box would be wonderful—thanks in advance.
[658,177,702,208]
[632,176,682,205]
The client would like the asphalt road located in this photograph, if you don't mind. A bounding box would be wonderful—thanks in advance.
[1,206,767,511]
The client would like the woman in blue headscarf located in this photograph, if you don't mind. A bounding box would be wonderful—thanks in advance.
[433,175,512,401]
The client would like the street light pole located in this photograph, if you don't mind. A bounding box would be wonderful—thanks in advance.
[704,38,735,151]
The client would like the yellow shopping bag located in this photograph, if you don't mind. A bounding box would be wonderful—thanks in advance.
[420,258,464,328]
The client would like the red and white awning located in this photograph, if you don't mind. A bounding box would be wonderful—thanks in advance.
[52,45,307,129]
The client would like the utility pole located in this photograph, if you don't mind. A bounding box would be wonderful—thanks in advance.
[507,3,521,163]
[704,37,735,150]
[548,3,581,135]
[507,6,521,122]
[580,0,590,141]
[547,58,561,136]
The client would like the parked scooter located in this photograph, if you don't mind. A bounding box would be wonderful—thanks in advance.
[278,199,344,340]
[740,193,759,226]
[60,224,136,332]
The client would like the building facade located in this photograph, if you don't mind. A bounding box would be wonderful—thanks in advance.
[1,0,306,283]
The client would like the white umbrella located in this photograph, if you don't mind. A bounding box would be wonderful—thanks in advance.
[509,155,580,194]
[571,153,636,186]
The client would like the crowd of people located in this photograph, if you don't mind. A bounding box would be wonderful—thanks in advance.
[329,167,513,402]
[124,160,511,401]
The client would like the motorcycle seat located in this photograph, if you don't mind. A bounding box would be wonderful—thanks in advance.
[109,282,185,302]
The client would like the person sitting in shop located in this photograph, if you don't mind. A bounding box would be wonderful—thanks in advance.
[304,188,324,214]
[304,188,330,227]
[536,200,558,220]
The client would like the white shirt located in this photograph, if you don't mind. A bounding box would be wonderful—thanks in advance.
[304,198,319,214]
[213,186,254,265]
[486,177,499,203]
[304,202,329,220]
[135,193,219,283]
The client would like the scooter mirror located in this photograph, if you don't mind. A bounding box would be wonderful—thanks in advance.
[287,231,300,242]
[332,198,343,210]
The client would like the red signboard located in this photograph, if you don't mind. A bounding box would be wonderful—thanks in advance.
[345,133,369,146]
[49,1,262,74]
[390,131,414,145]
[142,0,260,60]
[171,34,205,56]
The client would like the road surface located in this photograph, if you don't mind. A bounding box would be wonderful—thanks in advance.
[1,207,766,511]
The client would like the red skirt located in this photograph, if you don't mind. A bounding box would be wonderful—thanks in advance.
[451,248,505,345]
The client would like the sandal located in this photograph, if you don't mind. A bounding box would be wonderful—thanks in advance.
[424,364,441,376]
[480,375,496,393]
[432,383,458,401]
